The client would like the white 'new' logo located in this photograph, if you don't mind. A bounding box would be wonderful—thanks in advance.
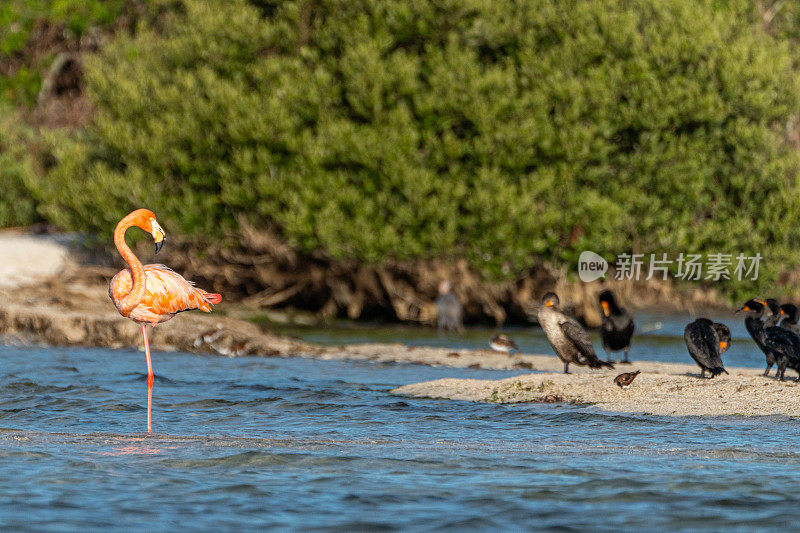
[578,251,608,282]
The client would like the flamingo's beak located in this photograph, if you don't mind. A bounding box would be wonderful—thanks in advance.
[151,220,166,254]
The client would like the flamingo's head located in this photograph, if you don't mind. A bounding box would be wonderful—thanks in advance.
[151,219,166,254]
[126,208,166,254]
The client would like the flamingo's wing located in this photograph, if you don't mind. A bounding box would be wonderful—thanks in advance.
[142,264,214,315]
[109,269,132,307]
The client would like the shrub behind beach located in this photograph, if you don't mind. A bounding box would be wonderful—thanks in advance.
[24,0,800,297]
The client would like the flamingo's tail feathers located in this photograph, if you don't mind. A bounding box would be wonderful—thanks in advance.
[204,292,222,305]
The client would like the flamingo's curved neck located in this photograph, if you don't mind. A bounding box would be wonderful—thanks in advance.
[114,214,146,316]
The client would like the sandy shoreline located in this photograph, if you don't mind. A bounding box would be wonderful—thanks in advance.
[392,361,800,417]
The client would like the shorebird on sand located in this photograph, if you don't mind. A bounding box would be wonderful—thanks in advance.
[613,370,641,389]
[490,334,518,354]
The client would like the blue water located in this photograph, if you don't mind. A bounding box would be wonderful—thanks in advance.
[0,313,797,531]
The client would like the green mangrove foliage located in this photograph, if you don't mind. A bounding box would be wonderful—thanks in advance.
[27,0,800,295]
[0,0,153,107]
[0,110,39,226]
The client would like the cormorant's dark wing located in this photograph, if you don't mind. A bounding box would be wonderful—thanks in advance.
[615,312,635,342]
[561,317,614,369]
[765,327,800,363]
[600,308,634,351]
[610,311,634,332]
[685,321,726,374]
[560,319,595,360]
[622,309,635,331]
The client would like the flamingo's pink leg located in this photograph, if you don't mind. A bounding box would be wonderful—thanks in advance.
[142,324,153,433]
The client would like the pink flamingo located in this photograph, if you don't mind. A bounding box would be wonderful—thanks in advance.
[109,209,221,432]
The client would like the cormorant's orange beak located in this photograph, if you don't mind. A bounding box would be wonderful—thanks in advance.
[151,220,166,254]
[600,301,610,316]
[781,309,786,316]
[719,341,728,352]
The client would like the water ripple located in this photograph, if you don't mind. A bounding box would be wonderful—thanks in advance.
[0,339,798,530]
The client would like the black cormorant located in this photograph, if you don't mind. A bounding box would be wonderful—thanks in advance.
[598,290,635,364]
[537,292,614,374]
[684,318,729,378]
[765,298,782,327]
[780,303,800,335]
[763,322,800,381]
[738,298,778,376]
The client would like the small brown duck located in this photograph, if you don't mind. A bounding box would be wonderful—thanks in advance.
[614,370,641,389]
[490,334,518,354]
[229,340,250,357]
[194,323,224,348]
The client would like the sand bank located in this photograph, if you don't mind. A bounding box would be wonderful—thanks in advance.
[392,361,800,417]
